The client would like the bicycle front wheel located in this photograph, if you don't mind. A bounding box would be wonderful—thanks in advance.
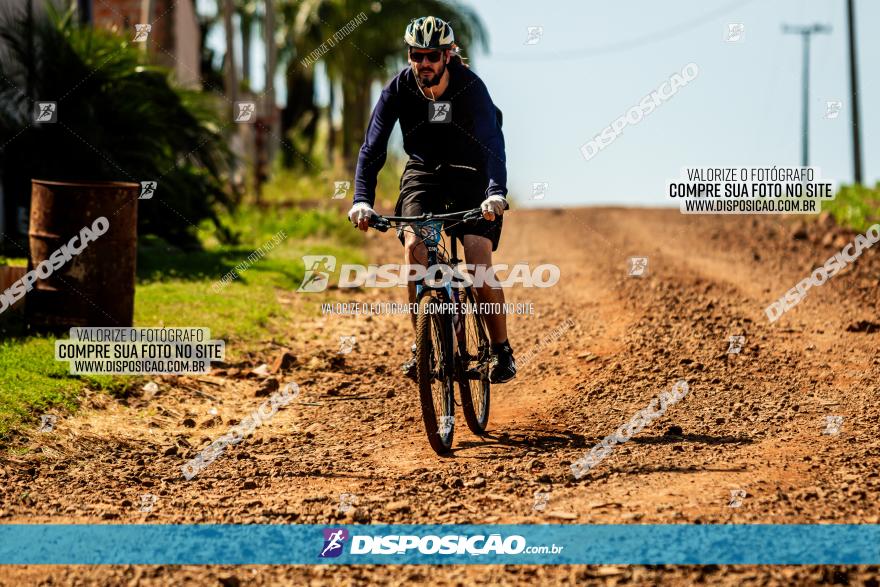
[416,293,455,454]
[457,287,491,434]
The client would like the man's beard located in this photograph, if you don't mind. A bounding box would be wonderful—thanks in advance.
[416,60,446,88]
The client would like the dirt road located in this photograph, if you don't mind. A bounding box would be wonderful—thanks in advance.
[1,207,879,585]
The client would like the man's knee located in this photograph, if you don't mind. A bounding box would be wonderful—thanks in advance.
[463,235,493,266]
[403,235,427,264]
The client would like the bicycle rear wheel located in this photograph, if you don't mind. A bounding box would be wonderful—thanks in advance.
[416,293,455,454]
[457,286,491,434]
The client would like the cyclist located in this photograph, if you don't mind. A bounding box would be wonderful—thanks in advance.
[348,16,516,384]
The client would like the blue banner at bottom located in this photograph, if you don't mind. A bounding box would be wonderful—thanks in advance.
[0,524,878,565]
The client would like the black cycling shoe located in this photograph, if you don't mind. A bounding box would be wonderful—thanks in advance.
[402,343,417,382]
[489,340,517,383]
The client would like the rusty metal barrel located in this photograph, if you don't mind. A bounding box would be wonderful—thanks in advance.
[27,179,138,330]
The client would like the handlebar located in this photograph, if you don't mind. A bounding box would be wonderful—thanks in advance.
[366,207,484,233]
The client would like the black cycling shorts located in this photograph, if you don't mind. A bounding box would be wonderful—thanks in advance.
[395,159,503,251]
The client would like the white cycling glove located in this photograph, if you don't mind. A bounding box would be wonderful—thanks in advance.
[480,195,508,220]
[348,202,375,229]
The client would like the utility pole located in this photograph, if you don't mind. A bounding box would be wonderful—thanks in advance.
[845,0,862,184]
[783,23,831,168]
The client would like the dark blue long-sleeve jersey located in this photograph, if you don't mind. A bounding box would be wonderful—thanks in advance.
[353,61,507,207]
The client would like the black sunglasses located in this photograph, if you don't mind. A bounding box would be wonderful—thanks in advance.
[409,50,443,63]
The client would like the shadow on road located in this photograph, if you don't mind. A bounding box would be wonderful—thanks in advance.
[632,433,754,446]
[451,427,586,457]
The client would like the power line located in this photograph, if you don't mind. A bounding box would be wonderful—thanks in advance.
[493,0,758,61]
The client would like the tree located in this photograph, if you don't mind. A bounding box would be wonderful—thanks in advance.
[282,0,487,172]
[222,0,238,108]
[0,4,238,247]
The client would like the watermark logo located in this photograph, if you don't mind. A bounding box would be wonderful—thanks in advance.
[338,493,358,514]
[824,100,842,120]
[296,256,560,291]
[235,102,256,123]
[139,493,158,512]
[338,335,356,355]
[531,182,548,200]
[438,415,454,437]
[727,335,745,354]
[1,217,109,316]
[726,23,744,42]
[38,414,57,432]
[212,230,287,293]
[518,318,575,370]
[298,255,336,292]
[533,490,550,511]
[182,382,299,480]
[141,381,159,400]
[728,489,746,508]
[323,301,534,317]
[628,256,648,277]
[301,12,368,68]
[581,62,698,161]
[571,380,689,478]
[320,528,349,558]
[57,327,224,376]
[139,181,157,200]
[765,224,880,322]
[333,181,350,200]
[429,101,452,123]
[34,102,57,123]
[670,167,832,215]
[133,24,152,42]
[524,26,543,45]
[823,415,843,435]
[348,533,557,556]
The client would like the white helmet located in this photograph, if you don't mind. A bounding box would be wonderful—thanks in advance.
[404,16,455,50]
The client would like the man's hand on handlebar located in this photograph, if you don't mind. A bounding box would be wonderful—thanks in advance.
[348,202,375,232]
[480,194,509,222]
[351,207,483,233]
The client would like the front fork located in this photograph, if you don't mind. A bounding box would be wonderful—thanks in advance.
[415,245,458,382]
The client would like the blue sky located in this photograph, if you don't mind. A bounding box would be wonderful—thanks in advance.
[206,0,878,208]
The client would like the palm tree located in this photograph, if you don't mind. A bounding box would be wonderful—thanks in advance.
[221,0,238,109]
[283,0,487,172]
[237,0,260,89]
[0,4,238,246]
[277,0,333,170]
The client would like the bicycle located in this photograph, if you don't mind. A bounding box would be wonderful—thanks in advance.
[367,207,493,454]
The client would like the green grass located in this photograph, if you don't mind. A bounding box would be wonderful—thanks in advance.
[0,335,128,438]
[0,337,80,437]
[135,239,362,352]
[822,183,880,232]
[0,170,372,441]
[256,156,405,211]
[135,200,365,352]
[0,256,26,267]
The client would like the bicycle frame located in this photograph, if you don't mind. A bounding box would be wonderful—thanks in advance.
[368,208,482,308]
[364,207,493,448]
[411,220,473,350]
[399,218,486,371]
[412,219,453,300]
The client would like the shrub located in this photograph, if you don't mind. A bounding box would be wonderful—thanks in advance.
[0,4,239,248]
